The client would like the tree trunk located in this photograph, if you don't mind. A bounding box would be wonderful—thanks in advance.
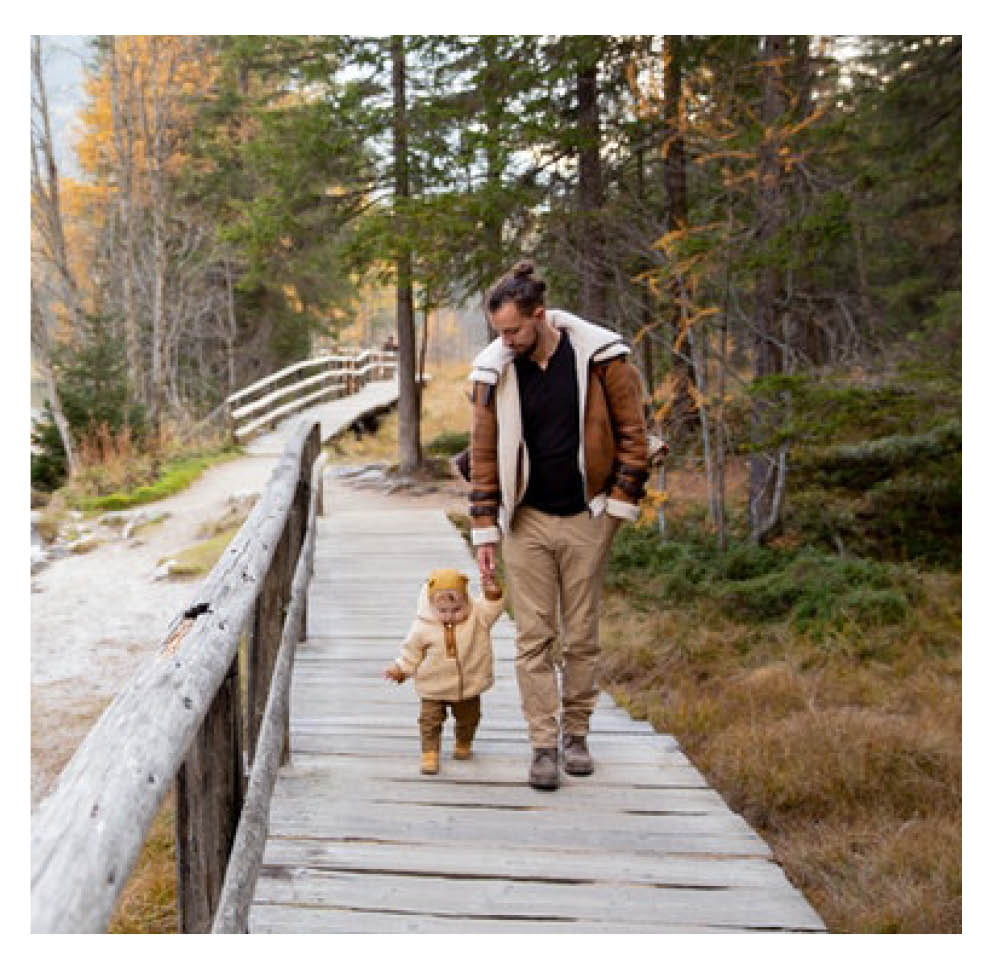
[224,259,237,395]
[576,47,607,322]
[749,35,788,543]
[418,301,431,417]
[392,35,421,474]
[663,34,697,437]
[31,36,85,331]
[30,37,81,475]
[31,284,79,475]
[481,36,505,342]
[108,37,143,407]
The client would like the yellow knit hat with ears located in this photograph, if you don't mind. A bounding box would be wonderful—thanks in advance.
[427,569,469,596]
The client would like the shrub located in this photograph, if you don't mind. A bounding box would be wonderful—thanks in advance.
[31,314,149,492]
[425,429,470,456]
[608,524,914,634]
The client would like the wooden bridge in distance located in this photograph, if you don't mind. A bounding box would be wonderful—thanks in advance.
[31,359,825,934]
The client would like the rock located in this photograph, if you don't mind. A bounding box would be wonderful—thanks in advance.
[123,510,148,539]
[355,469,387,484]
[68,534,100,554]
[98,511,130,528]
[154,559,179,581]
[31,547,50,574]
[228,490,260,505]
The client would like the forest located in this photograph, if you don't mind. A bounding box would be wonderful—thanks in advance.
[31,35,961,933]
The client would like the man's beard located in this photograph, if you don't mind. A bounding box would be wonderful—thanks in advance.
[514,332,539,359]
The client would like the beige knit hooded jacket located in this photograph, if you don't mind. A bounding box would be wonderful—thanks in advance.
[392,584,505,701]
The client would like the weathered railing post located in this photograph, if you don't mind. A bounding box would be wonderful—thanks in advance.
[176,656,244,933]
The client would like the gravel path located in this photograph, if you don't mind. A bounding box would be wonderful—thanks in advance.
[30,451,465,810]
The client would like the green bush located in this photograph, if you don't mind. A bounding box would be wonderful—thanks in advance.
[31,314,149,492]
[787,421,960,567]
[608,524,915,634]
[793,421,960,492]
[425,429,470,456]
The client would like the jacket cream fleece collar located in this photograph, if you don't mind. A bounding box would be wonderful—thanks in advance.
[468,310,632,546]
[469,309,629,385]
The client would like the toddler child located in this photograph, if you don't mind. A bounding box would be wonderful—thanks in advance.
[383,568,504,774]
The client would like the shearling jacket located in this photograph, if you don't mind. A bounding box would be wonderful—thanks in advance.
[393,584,505,701]
[469,309,649,546]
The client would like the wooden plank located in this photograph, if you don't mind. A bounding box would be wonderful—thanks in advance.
[288,751,712,787]
[249,905,748,934]
[265,808,767,857]
[260,836,790,890]
[266,769,728,813]
[251,871,822,930]
[287,716,655,736]
[267,791,758,836]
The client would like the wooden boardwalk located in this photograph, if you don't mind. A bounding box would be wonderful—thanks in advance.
[249,504,826,933]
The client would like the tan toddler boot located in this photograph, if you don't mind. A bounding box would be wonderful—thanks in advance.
[420,750,439,774]
[453,740,472,760]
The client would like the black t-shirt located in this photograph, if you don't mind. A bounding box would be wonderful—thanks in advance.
[514,330,587,516]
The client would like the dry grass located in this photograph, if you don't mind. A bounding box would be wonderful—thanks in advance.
[598,480,961,933]
[107,792,178,933]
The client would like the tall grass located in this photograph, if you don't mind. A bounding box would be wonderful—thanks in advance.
[598,494,961,933]
[59,421,241,512]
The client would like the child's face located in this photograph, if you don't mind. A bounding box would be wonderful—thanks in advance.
[430,588,470,624]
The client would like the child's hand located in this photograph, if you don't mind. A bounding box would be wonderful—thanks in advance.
[482,573,502,598]
[383,664,405,683]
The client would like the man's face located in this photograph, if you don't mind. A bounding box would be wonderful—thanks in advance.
[430,589,470,624]
[491,303,543,358]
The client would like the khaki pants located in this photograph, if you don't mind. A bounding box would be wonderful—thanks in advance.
[501,506,620,748]
[418,695,482,752]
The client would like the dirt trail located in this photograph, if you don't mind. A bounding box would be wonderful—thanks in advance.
[30,454,465,810]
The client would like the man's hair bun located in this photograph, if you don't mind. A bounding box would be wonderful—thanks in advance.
[487,259,547,315]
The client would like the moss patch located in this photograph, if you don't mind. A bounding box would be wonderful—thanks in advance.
[78,448,241,512]
[160,526,241,578]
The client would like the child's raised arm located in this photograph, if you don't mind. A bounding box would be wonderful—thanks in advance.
[476,576,505,628]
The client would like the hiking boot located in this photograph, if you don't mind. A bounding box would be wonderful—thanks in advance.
[453,740,473,760]
[420,750,439,774]
[562,734,594,775]
[528,747,560,790]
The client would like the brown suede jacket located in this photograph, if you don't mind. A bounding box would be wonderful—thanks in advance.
[468,309,649,546]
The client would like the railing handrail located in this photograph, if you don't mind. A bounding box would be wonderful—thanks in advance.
[210,454,321,932]
[225,348,398,444]
[31,419,322,933]
[226,348,397,408]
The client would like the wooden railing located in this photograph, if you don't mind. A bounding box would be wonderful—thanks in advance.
[31,419,325,933]
[226,348,397,443]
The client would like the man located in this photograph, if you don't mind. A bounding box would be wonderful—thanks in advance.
[469,261,649,790]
